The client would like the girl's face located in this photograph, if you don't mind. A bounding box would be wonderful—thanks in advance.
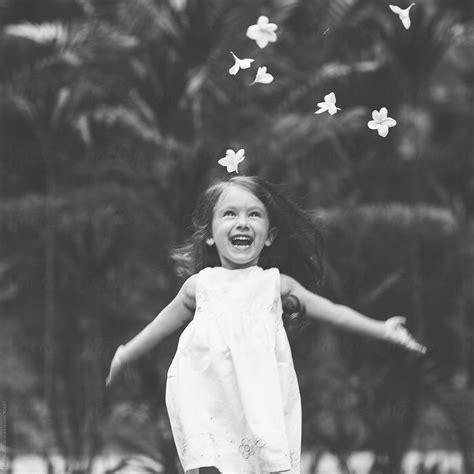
[210,185,276,269]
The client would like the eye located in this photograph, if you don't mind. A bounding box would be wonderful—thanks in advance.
[249,211,262,217]
[223,210,236,217]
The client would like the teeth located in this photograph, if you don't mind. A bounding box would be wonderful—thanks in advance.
[231,235,252,245]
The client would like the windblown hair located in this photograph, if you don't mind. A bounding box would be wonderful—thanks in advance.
[171,176,324,332]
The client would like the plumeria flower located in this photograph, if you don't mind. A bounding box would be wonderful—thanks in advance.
[368,107,397,137]
[246,16,278,48]
[315,92,341,115]
[218,149,245,173]
[389,3,415,30]
[229,51,254,75]
[250,66,273,85]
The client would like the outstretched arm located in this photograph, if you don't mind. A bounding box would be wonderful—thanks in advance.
[280,274,426,354]
[106,274,196,386]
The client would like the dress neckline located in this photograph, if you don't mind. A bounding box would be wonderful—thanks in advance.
[214,265,260,271]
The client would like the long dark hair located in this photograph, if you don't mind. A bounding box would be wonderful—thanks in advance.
[171,176,324,330]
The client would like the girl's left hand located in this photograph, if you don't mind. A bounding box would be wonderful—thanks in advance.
[384,316,427,355]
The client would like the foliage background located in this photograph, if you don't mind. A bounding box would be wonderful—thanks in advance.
[0,0,473,473]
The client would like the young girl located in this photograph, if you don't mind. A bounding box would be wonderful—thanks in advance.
[106,176,426,474]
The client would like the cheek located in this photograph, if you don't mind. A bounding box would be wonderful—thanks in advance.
[211,219,228,237]
[210,217,219,236]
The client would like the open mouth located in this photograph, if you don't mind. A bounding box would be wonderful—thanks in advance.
[230,235,253,248]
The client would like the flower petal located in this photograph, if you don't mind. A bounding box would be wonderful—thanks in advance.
[368,120,379,129]
[315,103,329,114]
[229,62,239,75]
[379,107,388,120]
[389,4,402,14]
[266,31,277,42]
[239,58,254,69]
[256,37,269,48]
[372,110,380,121]
[401,15,411,29]
[246,25,259,40]
[325,92,336,104]
[260,73,273,84]
[218,157,236,172]
[257,16,269,25]
[377,124,389,137]
[382,117,397,127]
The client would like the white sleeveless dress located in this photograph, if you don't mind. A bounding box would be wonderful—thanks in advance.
[165,266,301,473]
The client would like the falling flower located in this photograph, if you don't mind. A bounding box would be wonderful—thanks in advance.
[250,66,273,85]
[229,51,254,75]
[246,16,278,48]
[389,3,415,30]
[218,149,246,173]
[315,92,341,115]
[368,108,397,137]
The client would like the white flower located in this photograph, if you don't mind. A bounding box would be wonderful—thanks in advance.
[368,108,397,137]
[246,16,278,48]
[389,3,415,30]
[218,149,246,173]
[250,66,273,85]
[229,51,254,75]
[315,92,341,115]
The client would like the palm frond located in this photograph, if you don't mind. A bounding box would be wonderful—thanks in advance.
[5,22,67,45]
[68,21,138,64]
[0,86,38,133]
[119,0,180,43]
[90,105,161,145]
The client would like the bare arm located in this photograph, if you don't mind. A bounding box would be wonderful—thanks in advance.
[280,274,426,353]
[118,274,196,365]
[281,274,385,339]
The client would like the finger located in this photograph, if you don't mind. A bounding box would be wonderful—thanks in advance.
[409,340,427,354]
[414,342,427,354]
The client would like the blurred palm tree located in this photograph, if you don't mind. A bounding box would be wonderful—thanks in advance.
[0,9,170,472]
[1,0,473,472]
[320,204,474,474]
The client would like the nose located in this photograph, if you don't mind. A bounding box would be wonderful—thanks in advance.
[237,213,249,229]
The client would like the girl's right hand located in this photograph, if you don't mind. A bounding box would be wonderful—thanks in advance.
[105,345,127,387]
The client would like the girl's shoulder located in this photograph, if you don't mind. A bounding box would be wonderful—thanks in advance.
[179,273,198,309]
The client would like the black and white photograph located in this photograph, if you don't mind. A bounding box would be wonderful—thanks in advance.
[0,0,473,472]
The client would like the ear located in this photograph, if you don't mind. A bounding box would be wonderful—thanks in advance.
[206,238,215,246]
[264,227,277,247]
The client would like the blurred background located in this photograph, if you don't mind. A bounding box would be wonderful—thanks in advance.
[0,0,473,473]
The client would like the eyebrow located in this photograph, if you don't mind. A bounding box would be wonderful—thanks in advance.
[216,204,266,212]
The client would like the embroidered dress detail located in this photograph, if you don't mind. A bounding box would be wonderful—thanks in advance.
[165,266,301,473]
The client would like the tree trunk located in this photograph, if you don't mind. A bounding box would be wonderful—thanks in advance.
[43,147,60,457]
